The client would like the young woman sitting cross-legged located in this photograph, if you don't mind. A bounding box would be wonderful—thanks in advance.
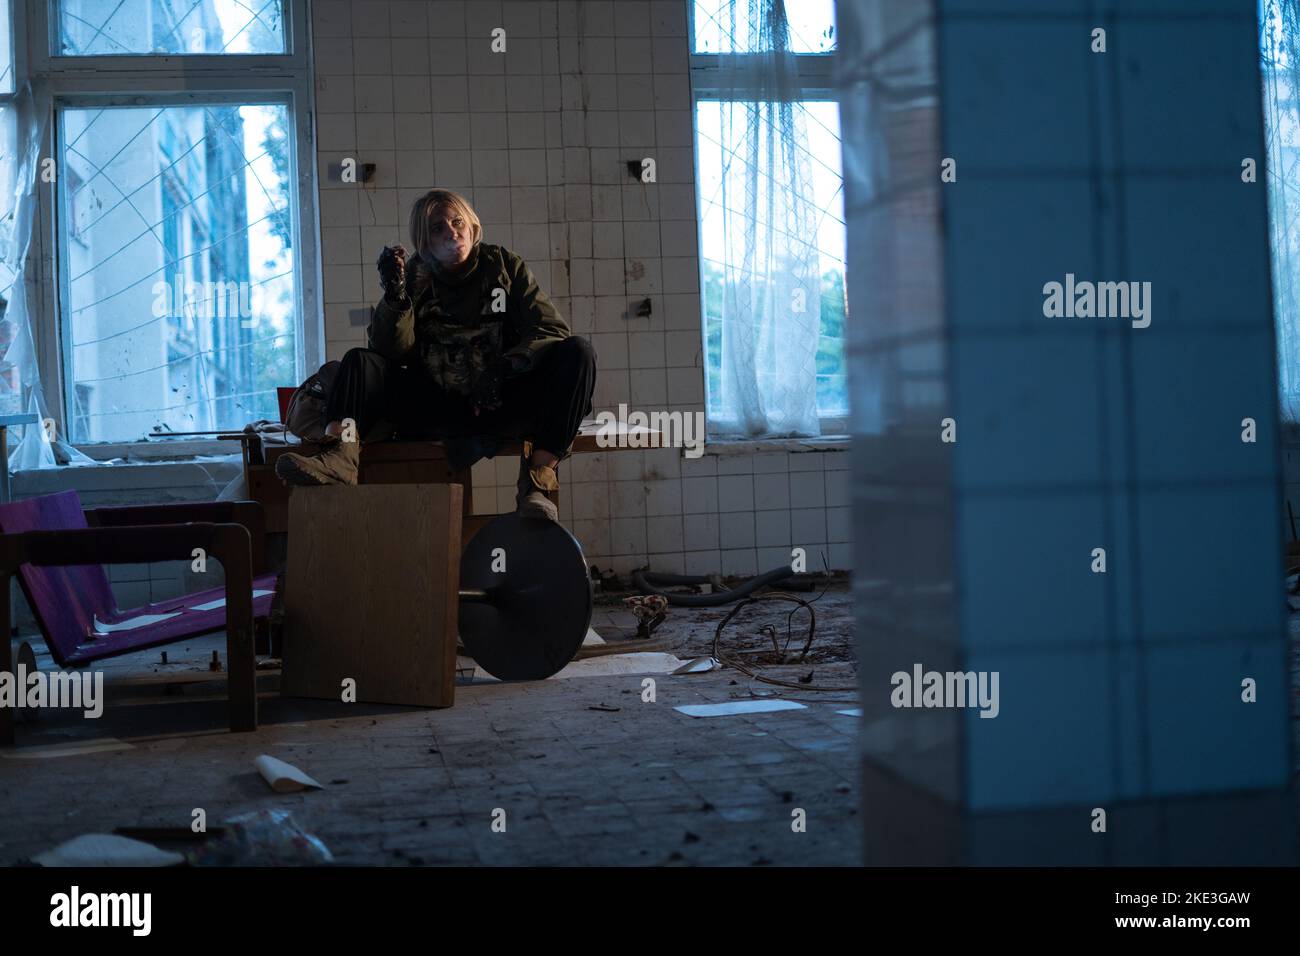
[275,189,597,523]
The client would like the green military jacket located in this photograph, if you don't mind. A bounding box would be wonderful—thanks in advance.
[367,242,569,396]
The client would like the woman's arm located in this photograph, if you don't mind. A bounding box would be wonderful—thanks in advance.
[499,249,570,372]
[367,296,418,363]
[366,245,418,363]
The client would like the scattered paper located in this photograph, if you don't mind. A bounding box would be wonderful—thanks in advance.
[254,754,323,793]
[836,708,862,717]
[92,612,181,634]
[556,652,684,678]
[187,589,274,613]
[469,652,686,682]
[672,656,719,674]
[674,700,808,718]
[34,833,183,867]
[582,628,605,645]
[2,739,136,759]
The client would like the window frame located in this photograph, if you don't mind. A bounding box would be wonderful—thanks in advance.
[30,0,298,72]
[23,0,322,454]
[688,11,847,437]
[0,0,15,95]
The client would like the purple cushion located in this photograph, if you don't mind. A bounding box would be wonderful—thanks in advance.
[0,491,275,667]
[68,575,279,664]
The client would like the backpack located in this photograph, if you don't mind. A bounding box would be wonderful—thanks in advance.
[284,361,341,442]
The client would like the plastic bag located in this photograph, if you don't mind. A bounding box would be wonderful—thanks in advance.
[186,809,333,867]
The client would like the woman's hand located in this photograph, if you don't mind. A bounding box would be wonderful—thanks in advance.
[377,244,408,304]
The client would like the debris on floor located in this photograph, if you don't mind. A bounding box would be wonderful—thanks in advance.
[34,833,184,867]
[187,810,332,866]
[1,738,136,759]
[1,584,861,866]
[673,700,808,718]
[672,657,720,674]
[254,754,323,792]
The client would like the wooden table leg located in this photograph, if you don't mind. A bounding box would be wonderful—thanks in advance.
[0,570,13,746]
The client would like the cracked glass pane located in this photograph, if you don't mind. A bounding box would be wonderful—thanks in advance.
[56,0,287,57]
[59,103,298,442]
[693,0,836,55]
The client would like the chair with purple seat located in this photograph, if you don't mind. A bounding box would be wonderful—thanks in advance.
[0,490,276,744]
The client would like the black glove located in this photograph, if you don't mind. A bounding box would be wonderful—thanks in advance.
[470,359,512,411]
[377,244,408,304]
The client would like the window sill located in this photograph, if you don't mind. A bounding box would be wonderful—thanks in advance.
[13,455,242,504]
[697,435,850,456]
[75,439,241,462]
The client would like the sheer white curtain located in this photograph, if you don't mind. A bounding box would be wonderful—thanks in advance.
[710,0,822,438]
[1263,0,1300,421]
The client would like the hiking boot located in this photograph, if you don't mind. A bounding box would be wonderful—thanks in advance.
[275,435,360,486]
[515,440,559,522]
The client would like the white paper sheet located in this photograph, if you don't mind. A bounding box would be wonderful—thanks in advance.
[254,754,323,793]
[674,700,808,718]
[92,612,181,634]
[554,652,684,678]
[187,589,274,612]
[469,651,685,683]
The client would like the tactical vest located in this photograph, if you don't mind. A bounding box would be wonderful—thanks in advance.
[409,244,514,396]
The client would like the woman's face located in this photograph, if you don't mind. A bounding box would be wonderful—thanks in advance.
[422,206,473,268]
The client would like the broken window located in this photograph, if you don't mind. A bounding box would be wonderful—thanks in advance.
[58,102,298,442]
[16,0,316,448]
[691,0,846,439]
[692,0,836,54]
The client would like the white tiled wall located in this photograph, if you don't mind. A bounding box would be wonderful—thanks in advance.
[311,0,852,573]
[844,0,1292,865]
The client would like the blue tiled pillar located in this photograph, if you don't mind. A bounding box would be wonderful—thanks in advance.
[842,0,1296,864]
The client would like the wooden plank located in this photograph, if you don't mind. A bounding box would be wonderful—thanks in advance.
[358,459,458,484]
[0,573,12,745]
[281,484,462,708]
[248,466,290,533]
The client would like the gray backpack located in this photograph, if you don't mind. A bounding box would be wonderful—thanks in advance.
[284,361,341,442]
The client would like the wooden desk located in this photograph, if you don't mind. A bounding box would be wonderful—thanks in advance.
[225,420,662,538]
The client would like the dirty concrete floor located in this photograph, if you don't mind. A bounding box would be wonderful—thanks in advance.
[0,584,860,866]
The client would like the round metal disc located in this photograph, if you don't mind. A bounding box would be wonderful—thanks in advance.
[459,513,593,681]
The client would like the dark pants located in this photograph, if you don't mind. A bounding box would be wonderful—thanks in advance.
[325,337,597,459]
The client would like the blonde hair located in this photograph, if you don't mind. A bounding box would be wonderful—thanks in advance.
[411,188,480,249]
[406,189,482,296]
